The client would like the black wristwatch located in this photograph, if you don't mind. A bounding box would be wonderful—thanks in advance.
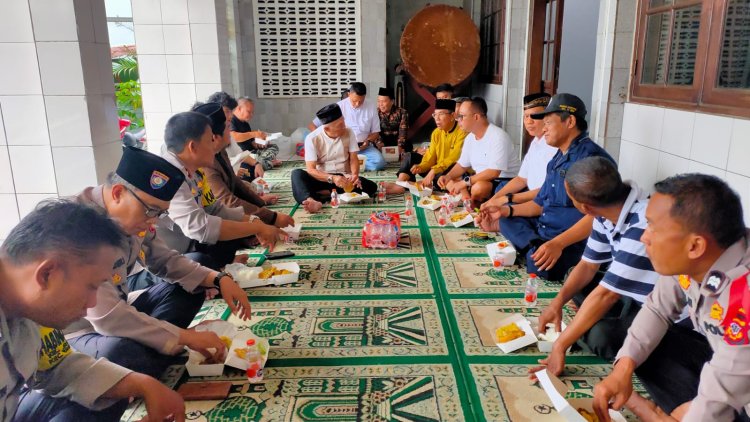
[327,175,334,184]
[213,271,230,288]
[506,193,513,203]
[506,204,514,218]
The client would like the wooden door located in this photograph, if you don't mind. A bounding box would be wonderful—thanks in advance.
[528,0,565,96]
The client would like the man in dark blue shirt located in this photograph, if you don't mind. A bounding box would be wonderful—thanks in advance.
[480,93,615,281]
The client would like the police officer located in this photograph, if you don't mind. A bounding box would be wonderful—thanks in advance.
[63,146,252,380]
[481,93,615,281]
[1,200,185,422]
[593,174,750,422]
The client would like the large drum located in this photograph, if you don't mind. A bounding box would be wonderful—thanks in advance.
[399,5,480,88]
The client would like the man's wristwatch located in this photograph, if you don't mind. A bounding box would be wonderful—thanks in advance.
[213,271,229,288]
[464,175,471,187]
[327,175,334,184]
[506,193,513,203]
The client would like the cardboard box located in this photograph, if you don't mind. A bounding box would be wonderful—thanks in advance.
[185,321,237,377]
[224,332,270,372]
[531,318,569,353]
[251,178,272,193]
[339,192,370,203]
[281,224,302,241]
[494,314,537,353]
[226,262,301,288]
[416,197,441,210]
[395,180,432,198]
[450,211,474,227]
[356,154,367,170]
[382,146,400,162]
[254,132,282,146]
[535,369,627,422]
[486,240,517,267]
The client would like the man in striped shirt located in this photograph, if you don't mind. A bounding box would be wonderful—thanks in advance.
[529,156,662,378]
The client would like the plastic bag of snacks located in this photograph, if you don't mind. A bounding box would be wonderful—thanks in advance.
[362,211,402,249]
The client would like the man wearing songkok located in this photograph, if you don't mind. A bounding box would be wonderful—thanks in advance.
[389,98,467,194]
[594,174,750,422]
[376,87,411,154]
[292,104,378,213]
[2,200,185,422]
[63,146,251,383]
[438,96,521,209]
[158,110,285,269]
[482,93,614,281]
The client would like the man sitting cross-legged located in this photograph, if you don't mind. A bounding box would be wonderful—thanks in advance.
[292,103,377,213]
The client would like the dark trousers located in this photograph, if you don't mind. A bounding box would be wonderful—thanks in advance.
[396,152,452,190]
[192,239,247,270]
[14,391,128,422]
[290,168,377,203]
[499,216,585,281]
[68,277,204,379]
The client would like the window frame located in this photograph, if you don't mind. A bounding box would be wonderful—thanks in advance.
[631,0,750,118]
[478,0,507,84]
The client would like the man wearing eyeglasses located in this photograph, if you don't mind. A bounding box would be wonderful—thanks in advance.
[62,146,253,380]
[437,97,521,209]
[389,99,467,193]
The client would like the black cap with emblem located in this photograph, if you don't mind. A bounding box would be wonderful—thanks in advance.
[531,93,587,121]
[192,102,226,135]
[115,146,185,201]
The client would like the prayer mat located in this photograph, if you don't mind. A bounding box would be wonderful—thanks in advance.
[430,228,504,255]
[291,206,418,228]
[436,257,560,295]
[246,228,425,256]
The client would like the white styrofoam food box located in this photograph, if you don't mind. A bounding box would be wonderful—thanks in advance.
[254,132,282,146]
[494,313,538,353]
[416,197,441,210]
[382,146,400,162]
[532,318,569,353]
[486,240,517,267]
[226,262,301,288]
[339,192,370,203]
[450,211,474,228]
[395,180,432,198]
[185,321,237,377]
[535,369,627,422]
[224,331,270,371]
[281,224,302,241]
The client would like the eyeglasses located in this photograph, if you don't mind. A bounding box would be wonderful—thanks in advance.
[432,112,451,118]
[125,186,169,218]
[456,113,484,121]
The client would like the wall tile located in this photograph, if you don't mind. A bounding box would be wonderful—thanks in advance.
[0,96,49,146]
[194,83,222,102]
[165,54,194,83]
[163,25,192,54]
[140,83,172,113]
[161,0,189,24]
[168,83,196,111]
[144,111,172,143]
[96,44,116,95]
[656,151,690,183]
[8,145,57,193]
[133,25,165,55]
[86,94,120,146]
[36,42,86,95]
[0,146,14,193]
[90,0,109,44]
[659,108,693,159]
[725,172,750,226]
[0,194,20,240]
[190,24,219,54]
[188,0,217,23]
[690,113,731,169]
[92,140,123,183]
[73,0,96,43]
[16,193,57,218]
[0,43,42,95]
[29,0,78,41]
[727,118,750,178]
[687,160,727,179]
[132,0,162,24]
[52,146,97,195]
[0,0,34,42]
[45,96,92,147]
[0,106,6,145]
[193,55,221,83]
[625,142,659,192]
[137,55,169,83]
[622,103,662,148]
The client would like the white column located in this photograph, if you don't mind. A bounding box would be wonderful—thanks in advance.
[0,0,121,240]
[133,0,232,153]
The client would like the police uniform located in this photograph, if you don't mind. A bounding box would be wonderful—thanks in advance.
[63,147,212,379]
[2,309,131,421]
[617,234,750,420]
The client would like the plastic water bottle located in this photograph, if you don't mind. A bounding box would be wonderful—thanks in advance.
[492,252,504,268]
[438,205,448,227]
[330,190,339,209]
[378,182,386,203]
[463,198,472,211]
[404,195,413,221]
[524,273,538,307]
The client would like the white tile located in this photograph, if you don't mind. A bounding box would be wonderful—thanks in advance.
[36,42,86,95]
[96,44,116,95]
[162,25,192,54]
[73,0,95,43]
[725,172,750,226]
[165,55,194,83]
[8,145,57,193]
[16,193,58,218]
[0,146,15,193]
[0,105,7,145]
[141,83,172,113]
[137,55,168,83]
[168,83,196,111]
[131,0,162,24]
[144,111,172,143]
[161,0,189,24]
[93,140,123,183]
[656,151,690,183]
[0,0,34,42]
[52,146,97,195]
[687,160,727,180]
[90,0,109,44]
[193,55,221,83]
[29,0,78,41]
[617,140,636,181]
[45,96,92,147]
[659,108,693,159]
[133,25,165,55]
[188,0,217,23]
[620,103,637,142]
[78,42,103,95]
[83,94,119,146]
[190,24,219,54]
[0,194,20,240]
[622,103,663,149]
[627,143,659,192]
[727,119,750,178]
[690,113,732,169]
[194,83,222,102]
[0,96,49,146]
[0,43,42,95]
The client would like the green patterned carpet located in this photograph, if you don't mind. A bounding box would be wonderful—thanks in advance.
[121,161,643,422]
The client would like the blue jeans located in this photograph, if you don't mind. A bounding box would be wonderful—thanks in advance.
[359,144,386,171]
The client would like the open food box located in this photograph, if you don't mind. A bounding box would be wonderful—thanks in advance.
[494,313,538,353]
[225,262,300,288]
[251,178,272,192]
[254,132,282,146]
[340,192,370,203]
[417,196,441,210]
[534,369,627,422]
[185,321,270,379]
[486,240,517,267]
[281,224,302,241]
[449,210,474,227]
[395,180,432,198]
[531,318,569,353]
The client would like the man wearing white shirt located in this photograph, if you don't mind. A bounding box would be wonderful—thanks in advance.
[438,96,521,208]
[309,82,386,171]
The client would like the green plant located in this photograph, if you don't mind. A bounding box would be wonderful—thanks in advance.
[112,55,139,83]
[115,79,144,129]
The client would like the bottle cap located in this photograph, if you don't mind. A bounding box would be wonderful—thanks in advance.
[529,273,537,278]
[246,368,257,377]
[246,338,256,346]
